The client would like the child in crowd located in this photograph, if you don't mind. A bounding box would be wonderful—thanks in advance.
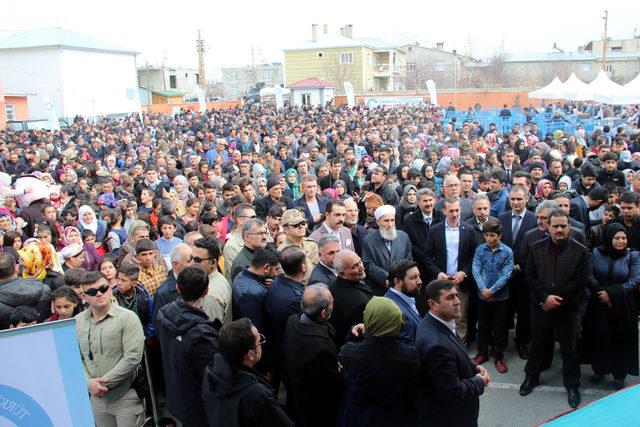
[471,218,514,373]
[47,286,82,321]
[156,216,181,269]
[9,306,39,328]
[114,264,154,338]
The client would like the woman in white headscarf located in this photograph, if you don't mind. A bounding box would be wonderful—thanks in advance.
[77,205,107,244]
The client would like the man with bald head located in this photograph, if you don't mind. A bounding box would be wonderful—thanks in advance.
[343,198,368,256]
[435,175,475,222]
[362,205,413,295]
[284,284,344,427]
[328,250,374,347]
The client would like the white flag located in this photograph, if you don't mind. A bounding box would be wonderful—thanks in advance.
[426,80,438,106]
[344,82,355,108]
[275,85,284,110]
[196,85,207,113]
[43,97,60,131]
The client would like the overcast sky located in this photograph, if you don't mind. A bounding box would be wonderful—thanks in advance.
[1,0,637,80]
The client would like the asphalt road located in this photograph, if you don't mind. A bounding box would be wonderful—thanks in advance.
[470,331,639,427]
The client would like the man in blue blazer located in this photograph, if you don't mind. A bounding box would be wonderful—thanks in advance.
[423,197,479,343]
[384,259,423,345]
[499,185,538,358]
[569,186,609,229]
[291,174,329,231]
[416,279,489,427]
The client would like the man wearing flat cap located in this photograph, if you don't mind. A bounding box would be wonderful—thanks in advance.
[255,176,291,220]
[278,208,318,285]
[361,205,413,296]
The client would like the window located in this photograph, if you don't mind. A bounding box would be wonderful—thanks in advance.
[195,73,200,83]
[434,60,445,72]
[301,93,311,105]
[605,64,613,73]
[611,46,622,51]
[407,62,416,71]
[263,70,273,79]
[5,104,16,121]
[580,63,591,72]
[126,88,136,99]
[229,72,238,80]
[169,75,177,89]
[185,73,188,78]
[317,52,324,59]
[340,52,353,64]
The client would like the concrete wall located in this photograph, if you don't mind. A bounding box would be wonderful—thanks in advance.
[59,49,140,118]
[0,48,62,120]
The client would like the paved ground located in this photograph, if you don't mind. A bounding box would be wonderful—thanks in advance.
[470,332,639,427]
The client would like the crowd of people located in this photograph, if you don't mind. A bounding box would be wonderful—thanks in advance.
[0,100,639,427]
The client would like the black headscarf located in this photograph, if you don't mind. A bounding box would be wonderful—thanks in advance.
[598,222,628,259]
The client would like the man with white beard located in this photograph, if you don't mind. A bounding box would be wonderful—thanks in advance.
[362,205,413,296]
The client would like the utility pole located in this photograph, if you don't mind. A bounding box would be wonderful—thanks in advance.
[250,45,262,88]
[602,10,608,70]
[196,29,206,87]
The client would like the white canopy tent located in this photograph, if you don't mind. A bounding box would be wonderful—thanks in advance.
[594,73,640,105]
[558,73,590,101]
[528,77,566,99]
[583,69,623,101]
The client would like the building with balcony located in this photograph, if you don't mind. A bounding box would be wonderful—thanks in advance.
[137,65,200,96]
[283,24,405,93]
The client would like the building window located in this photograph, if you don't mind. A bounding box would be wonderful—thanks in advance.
[263,70,273,79]
[229,72,238,80]
[407,62,416,71]
[169,75,177,89]
[126,88,136,99]
[611,46,622,51]
[5,104,16,121]
[434,60,445,72]
[580,63,591,72]
[301,93,311,105]
[317,52,324,59]
[185,73,188,78]
[605,64,613,73]
[340,52,353,64]
[195,73,200,83]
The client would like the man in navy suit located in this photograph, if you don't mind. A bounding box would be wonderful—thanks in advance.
[416,280,489,427]
[569,186,609,229]
[309,235,340,286]
[384,259,423,345]
[423,197,479,343]
[291,174,329,231]
[498,185,537,359]
[343,198,367,257]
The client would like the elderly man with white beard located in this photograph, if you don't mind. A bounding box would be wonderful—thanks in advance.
[362,205,413,296]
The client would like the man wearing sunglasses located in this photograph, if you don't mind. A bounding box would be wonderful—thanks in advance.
[75,271,145,427]
[223,203,257,279]
[278,208,319,285]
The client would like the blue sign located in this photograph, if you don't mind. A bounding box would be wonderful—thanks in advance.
[364,97,424,108]
[0,320,95,426]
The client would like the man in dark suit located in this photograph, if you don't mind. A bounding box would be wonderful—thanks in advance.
[284,284,344,427]
[362,205,413,296]
[416,280,489,427]
[404,188,444,263]
[319,158,354,194]
[291,174,329,231]
[309,235,340,286]
[569,186,609,229]
[384,260,423,345]
[500,147,523,184]
[423,197,479,343]
[435,175,475,222]
[255,177,291,220]
[549,192,586,232]
[498,185,537,359]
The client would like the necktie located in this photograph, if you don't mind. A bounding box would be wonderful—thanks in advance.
[512,215,522,238]
[506,169,512,180]
[425,217,432,228]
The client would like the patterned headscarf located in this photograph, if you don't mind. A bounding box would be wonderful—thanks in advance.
[18,241,55,279]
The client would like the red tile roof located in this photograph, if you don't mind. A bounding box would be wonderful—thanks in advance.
[288,77,336,88]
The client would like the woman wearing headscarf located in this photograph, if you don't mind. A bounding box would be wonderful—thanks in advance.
[338,297,420,427]
[534,179,554,201]
[63,226,102,272]
[18,241,65,290]
[395,185,418,229]
[582,223,640,390]
[172,175,193,207]
[284,168,301,200]
[77,205,107,243]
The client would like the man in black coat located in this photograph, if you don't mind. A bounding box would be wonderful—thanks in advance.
[498,185,538,359]
[365,166,399,206]
[319,158,354,194]
[284,284,344,427]
[309,235,339,286]
[416,280,489,427]
[569,186,609,229]
[202,319,293,427]
[519,210,589,409]
[403,188,443,267]
[423,197,478,343]
[255,177,292,220]
[328,250,374,347]
[157,266,221,427]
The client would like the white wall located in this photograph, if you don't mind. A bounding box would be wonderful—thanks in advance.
[292,88,322,106]
[0,48,63,120]
[59,49,139,118]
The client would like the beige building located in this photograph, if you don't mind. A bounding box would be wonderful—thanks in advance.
[221,63,283,99]
[138,65,199,95]
[284,24,405,93]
